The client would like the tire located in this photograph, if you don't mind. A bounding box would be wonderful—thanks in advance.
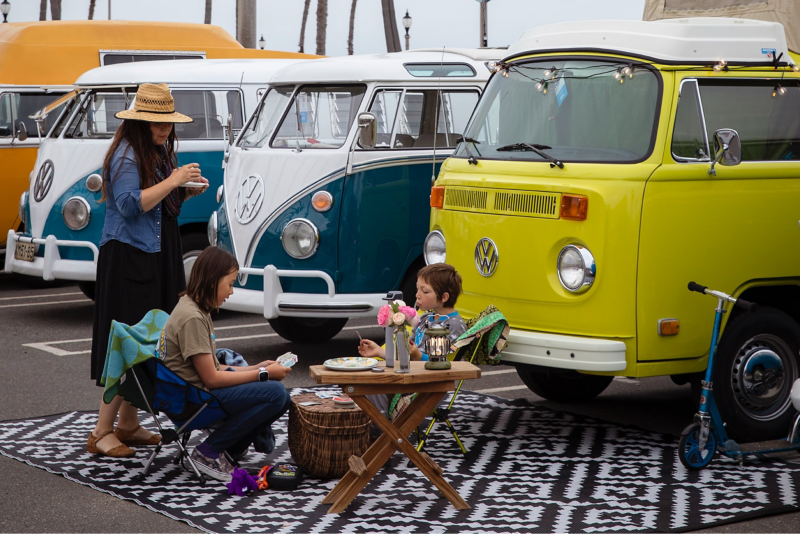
[181,232,209,284]
[78,282,95,301]
[267,316,348,344]
[713,307,800,441]
[678,422,716,470]
[515,366,613,402]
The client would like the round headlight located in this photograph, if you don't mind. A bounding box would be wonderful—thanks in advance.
[208,211,218,247]
[281,218,319,259]
[62,196,91,230]
[424,230,446,265]
[18,191,28,227]
[216,185,224,204]
[85,173,102,193]
[557,244,596,293]
[311,190,334,212]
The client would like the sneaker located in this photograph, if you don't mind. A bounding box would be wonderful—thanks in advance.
[190,447,235,482]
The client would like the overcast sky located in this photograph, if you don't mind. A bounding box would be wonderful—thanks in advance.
[9,0,646,56]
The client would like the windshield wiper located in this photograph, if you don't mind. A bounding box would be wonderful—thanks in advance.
[456,136,481,165]
[496,142,564,169]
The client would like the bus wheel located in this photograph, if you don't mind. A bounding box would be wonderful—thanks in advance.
[181,232,209,284]
[78,282,95,301]
[516,366,613,402]
[713,307,800,441]
[267,317,348,344]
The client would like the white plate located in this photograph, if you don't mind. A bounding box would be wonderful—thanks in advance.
[180,181,207,188]
[323,357,378,371]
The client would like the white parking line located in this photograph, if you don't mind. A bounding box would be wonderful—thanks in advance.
[474,385,529,394]
[481,369,517,377]
[0,291,83,301]
[23,323,382,356]
[0,298,89,309]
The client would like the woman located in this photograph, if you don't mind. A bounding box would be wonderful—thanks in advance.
[87,83,209,457]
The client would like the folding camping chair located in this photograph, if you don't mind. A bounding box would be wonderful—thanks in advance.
[414,305,509,456]
[117,357,229,485]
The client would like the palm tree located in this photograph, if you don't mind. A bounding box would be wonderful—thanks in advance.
[316,0,327,56]
[49,0,61,20]
[347,0,358,55]
[204,0,212,24]
[88,0,96,20]
[299,0,311,53]
[380,0,401,53]
[39,0,47,20]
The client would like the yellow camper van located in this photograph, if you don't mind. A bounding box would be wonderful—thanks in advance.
[0,20,309,258]
[426,18,800,440]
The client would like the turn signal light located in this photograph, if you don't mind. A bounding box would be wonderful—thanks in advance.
[658,319,680,336]
[561,194,588,221]
[430,186,445,209]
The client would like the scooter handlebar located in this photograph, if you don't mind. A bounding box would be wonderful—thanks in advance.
[687,281,707,294]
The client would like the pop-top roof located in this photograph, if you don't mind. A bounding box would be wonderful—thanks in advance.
[506,18,790,65]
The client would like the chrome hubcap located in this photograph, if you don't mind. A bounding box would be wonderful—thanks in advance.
[731,334,797,421]
[183,251,201,284]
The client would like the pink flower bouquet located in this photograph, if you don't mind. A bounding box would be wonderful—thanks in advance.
[377,300,419,329]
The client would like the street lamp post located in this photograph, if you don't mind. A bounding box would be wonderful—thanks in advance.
[475,0,489,47]
[1,0,11,24]
[402,10,412,51]
[259,34,266,50]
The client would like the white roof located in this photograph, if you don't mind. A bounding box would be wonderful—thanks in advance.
[269,49,500,84]
[507,18,790,65]
[74,58,305,86]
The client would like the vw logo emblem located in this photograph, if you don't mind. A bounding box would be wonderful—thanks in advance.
[475,237,499,277]
[33,160,54,202]
[234,174,265,225]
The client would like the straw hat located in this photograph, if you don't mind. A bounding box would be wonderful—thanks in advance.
[115,83,192,123]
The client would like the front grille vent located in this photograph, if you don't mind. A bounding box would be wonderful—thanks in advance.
[442,186,561,219]
[494,191,559,217]
[444,188,487,211]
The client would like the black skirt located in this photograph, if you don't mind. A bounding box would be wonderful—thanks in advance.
[90,215,185,385]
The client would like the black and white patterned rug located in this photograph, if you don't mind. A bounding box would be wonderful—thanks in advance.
[1,388,799,533]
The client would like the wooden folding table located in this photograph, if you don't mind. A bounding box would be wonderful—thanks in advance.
[309,360,481,514]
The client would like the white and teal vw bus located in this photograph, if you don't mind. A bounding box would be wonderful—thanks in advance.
[211,49,499,342]
[5,58,302,298]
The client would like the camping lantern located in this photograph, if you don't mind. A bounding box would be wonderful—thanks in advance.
[424,322,453,370]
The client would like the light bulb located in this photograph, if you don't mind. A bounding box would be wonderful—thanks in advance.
[619,77,624,84]
[720,58,727,65]
[542,87,547,94]
[621,66,631,76]
[535,82,543,91]
[502,69,509,78]
[613,70,621,80]
[544,69,552,79]
[793,64,800,72]
[713,64,722,72]
[779,85,787,95]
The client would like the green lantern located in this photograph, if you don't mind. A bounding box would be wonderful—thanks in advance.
[423,322,453,370]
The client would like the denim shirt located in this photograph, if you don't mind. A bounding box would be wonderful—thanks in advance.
[100,140,166,253]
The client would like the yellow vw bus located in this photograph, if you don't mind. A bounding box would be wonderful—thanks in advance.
[426,18,800,440]
[0,20,309,260]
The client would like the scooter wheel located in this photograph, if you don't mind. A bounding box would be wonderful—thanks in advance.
[678,423,716,470]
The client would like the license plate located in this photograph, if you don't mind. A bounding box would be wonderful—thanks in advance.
[14,241,35,262]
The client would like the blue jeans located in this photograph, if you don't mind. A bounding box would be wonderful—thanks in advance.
[206,380,291,455]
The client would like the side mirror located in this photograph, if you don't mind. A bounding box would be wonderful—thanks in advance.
[16,121,28,142]
[708,128,741,176]
[225,113,235,146]
[357,112,376,149]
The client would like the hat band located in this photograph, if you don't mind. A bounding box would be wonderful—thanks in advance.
[132,108,177,114]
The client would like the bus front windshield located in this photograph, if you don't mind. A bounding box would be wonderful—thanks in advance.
[454,59,660,163]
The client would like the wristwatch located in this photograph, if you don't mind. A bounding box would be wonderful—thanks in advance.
[258,367,269,382]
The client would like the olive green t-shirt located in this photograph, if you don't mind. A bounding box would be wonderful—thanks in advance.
[163,295,220,391]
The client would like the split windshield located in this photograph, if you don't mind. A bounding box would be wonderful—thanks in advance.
[454,59,660,163]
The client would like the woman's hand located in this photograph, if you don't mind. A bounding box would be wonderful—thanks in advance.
[169,163,202,188]
[266,362,291,381]
[184,176,209,197]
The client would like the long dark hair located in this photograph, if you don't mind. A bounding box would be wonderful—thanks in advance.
[185,247,239,313]
[100,120,178,202]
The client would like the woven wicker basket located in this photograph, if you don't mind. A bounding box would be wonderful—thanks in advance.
[288,393,371,478]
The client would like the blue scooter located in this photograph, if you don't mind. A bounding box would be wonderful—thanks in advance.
[679,281,800,469]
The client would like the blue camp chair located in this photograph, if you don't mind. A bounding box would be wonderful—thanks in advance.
[117,357,228,485]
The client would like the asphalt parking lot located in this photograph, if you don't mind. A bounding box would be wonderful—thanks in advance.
[0,271,798,533]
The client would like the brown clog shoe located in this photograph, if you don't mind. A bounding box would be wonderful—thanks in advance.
[87,430,135,458]
[114,424,161,446]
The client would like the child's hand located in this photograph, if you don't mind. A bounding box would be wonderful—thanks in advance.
[266,362,291,380]
[257,359,276,367]
[358,339,383,359]
[408,340,422,361]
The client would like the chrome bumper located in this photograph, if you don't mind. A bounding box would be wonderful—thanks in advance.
[501,328,627,372]
[223,264,383,319]
[4,230,98,282]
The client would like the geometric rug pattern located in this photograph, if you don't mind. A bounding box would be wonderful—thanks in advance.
[1,387,798,533]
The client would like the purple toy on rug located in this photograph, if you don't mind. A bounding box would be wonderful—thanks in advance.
[226,467,259,496]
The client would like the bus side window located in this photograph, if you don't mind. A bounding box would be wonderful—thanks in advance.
[366,90,401,148]
[671,80,709,161]
[0,93,13,137]
[398,90,479,149]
